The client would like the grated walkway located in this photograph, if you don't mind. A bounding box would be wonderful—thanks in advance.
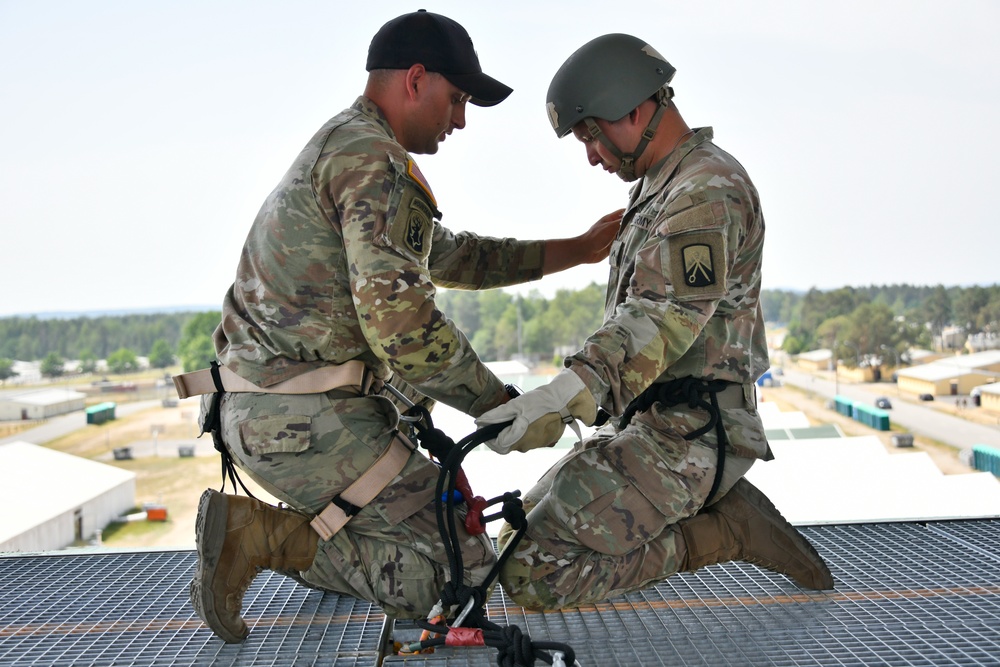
[2,520,999,666]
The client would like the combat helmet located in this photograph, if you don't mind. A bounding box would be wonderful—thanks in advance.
[547,33,675,181]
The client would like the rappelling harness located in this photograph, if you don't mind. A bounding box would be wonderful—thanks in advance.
[614,376,751,507]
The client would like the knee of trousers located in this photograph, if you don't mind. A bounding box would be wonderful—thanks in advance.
[498,555,546,611]
[495,533,576,611]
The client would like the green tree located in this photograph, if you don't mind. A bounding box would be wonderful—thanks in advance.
[534,283,606,357]
[781,335,805,356]
[816,315,851,352]
[466,291,514,361]
[921,284,952,345]
[177,312,221,372]
[436,289,482,334]
[40,352,65,377]
[181,334,217,372]
[980,290,1000,333]
[79,349,98,374]
[491,302,521,361]
[148,339,175,368]
[953,286,990,334]
[844,302,899,366]
[761,289,802,325]
[0,358,16,382]
[787,287,859,352]
[107,347,139,374]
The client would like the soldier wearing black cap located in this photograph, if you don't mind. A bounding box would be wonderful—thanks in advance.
[366,9,512,107]
[187,10,621,643]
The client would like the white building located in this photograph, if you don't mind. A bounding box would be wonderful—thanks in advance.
[896,350,1000,397]
[0,388,86,421]
[0,442,136,552]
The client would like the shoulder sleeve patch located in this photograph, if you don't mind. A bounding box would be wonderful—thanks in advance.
[668,230,728,301]
[386,186,434,263]
[661,202,731,302]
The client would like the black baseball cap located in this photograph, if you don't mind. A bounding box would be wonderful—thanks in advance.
[366,9,513,107]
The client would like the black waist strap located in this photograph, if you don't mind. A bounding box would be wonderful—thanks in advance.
[619,377,736,506]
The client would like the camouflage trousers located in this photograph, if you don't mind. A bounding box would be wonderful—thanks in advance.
[203,390,497,618]
[498,401,767,610]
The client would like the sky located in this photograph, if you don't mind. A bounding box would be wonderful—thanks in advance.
[2,0,998,318]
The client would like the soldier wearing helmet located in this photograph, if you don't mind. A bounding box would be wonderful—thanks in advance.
[546,33,679,183]
[478,33,834,610]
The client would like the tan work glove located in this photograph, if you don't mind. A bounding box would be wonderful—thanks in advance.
[475,369,597,454]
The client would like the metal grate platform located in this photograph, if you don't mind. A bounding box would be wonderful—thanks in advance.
[385,520,1000,666]
[0,550,386,666]
[1,520,999,666]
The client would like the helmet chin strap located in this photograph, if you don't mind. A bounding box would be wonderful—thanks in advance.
[585,86,673,182]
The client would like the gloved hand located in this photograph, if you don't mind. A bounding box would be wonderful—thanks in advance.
[475,369,597,454]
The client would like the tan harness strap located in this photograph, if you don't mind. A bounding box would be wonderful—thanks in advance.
[716,382,757,410]
[172,361,368,399]
[310,432,414,541]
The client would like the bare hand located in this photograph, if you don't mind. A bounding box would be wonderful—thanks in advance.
[541,208,625,275]
[580,208,624,264]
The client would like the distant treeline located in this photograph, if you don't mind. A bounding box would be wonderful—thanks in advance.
[764,284,1000,361]
[0,312,196,361]
[2,283,998,366]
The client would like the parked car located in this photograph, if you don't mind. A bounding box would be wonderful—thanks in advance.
[875,397,892,409]
[918,393,935,401]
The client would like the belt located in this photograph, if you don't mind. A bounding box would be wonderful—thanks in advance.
[172,360,368,399]
[310,431,415,540]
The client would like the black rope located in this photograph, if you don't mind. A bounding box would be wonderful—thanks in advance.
[619,376,732,506]
[401,404,578,666]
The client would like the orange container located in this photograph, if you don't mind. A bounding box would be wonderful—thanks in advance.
[146,507,168,522]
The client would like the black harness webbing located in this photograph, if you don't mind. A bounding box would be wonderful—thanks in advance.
[202,361,257,498]
[618,377,734,507]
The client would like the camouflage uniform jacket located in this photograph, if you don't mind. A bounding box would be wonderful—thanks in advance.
[567,128,770,450]
[214,96,545,417]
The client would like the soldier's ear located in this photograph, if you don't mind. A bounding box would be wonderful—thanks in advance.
[404,65,427,100]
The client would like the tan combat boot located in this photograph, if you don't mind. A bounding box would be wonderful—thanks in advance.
[675,478,834,590]
[190,489,319,643]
